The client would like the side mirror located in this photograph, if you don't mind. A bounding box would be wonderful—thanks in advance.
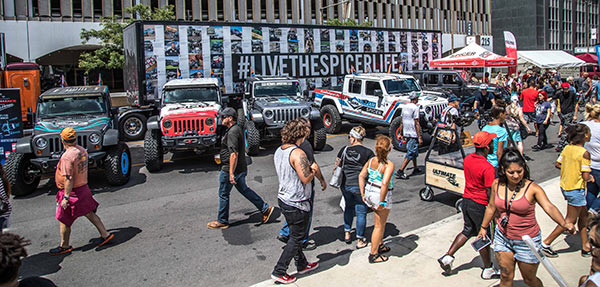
[110,107,119,116]
[222,95,230,106]
[374,90,383,97]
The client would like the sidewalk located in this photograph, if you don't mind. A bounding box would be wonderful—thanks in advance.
[252,177,590,287]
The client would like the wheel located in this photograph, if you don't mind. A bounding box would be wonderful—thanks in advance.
[310,127,327,151]
[419,186,434,201]
[389,116,406,151]
[120,113,147,141]
[245,121,260,155]
[144,130,163,172]
[4,153,41,196]
[320,104,342,134]
[104,142,132,186]
[455,198,464,213]
[236,108,246,129]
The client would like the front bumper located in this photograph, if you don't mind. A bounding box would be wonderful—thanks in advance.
[162,134,218,150]
[30,151,107,174]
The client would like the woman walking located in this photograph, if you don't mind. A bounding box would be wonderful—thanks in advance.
[584,104,600,214]
[542,124,594,257]
[506,95,531,156]
[358,135,395,263]
[533,91,552,151]
[0,162,11,233]
[333,126,374,248]
[477,148,574,287]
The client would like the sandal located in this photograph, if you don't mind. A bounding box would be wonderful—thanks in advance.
[49,246,73,255]
[378,244,391,254]
[344,232,352,244]
[356,238,368,249]
[368,253,388,264]
[97,234,114,247]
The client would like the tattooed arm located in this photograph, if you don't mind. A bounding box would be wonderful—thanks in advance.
[291,148,315,185]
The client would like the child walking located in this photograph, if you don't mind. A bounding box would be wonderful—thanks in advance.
[541,123,594,257]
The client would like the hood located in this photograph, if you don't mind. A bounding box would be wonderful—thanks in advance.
[160,102,221,119]
[389,91,448,106]
[254,96,309,109]
[34,116,111,135]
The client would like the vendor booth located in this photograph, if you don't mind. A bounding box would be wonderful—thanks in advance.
[517,50,587,77]
[430,42,517,68]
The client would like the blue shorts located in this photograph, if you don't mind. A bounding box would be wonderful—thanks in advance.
[510,130,522,142]
[405,137,419,160]
[561,188,587,207]
[493,227,541,264]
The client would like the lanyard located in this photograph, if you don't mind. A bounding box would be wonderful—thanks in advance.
[504,184,520,221]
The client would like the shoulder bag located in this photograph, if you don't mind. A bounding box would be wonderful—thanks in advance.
[329,146,348,188]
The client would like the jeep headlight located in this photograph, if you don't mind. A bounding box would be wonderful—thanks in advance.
[205,117,215,126]
[89,133,101,144]
[163,120,172,129]
[264,110,274,119]
[425,106,432,114]
[35,137,47,149]
[300,108,310,117]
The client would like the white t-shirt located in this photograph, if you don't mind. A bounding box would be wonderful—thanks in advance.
[401,103,420,138]
[584,120,600,170]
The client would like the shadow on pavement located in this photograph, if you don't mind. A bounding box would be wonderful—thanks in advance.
[19,252,69,278]
[443,256,480,276]
[76,226,142,252]
[221,208,281,246]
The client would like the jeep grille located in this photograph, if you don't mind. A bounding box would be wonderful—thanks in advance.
[173,119,205,135]
[49,135,88,153]
[272,108,305,124]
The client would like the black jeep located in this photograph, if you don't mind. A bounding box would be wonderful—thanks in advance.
[5,86,132,195]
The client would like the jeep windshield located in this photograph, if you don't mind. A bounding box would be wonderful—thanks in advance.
[163,87,219,103]
[253,81,301,97]
[383,79,421,94]
[38,95,107,118]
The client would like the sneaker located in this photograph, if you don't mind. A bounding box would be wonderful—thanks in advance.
[582,250,592,257]
[277,235,289,244]
[396,172,409,180]
[481,267,501,279]
[541,245,558,258]
[49,246,73,255]
[302,239,317,251]
[437,254,454,273]
[271,273,297,284]
[261,206,275,224]
[207,221,229,229]
[298,262,319,274]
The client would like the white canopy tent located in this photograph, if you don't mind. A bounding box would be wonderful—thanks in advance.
[517,50,586,69]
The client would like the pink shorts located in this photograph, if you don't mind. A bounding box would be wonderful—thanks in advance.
[56,184,99,227]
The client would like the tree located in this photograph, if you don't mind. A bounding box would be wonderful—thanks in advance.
[325,18,373,27]
[78,4,175,74]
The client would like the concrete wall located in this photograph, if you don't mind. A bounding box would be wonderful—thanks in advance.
[491,0,539,54]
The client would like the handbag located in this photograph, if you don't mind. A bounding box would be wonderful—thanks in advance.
[519,122,529,140]
[329,146,348,188]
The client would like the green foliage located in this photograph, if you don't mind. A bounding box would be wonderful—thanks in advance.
[78,4,175,74]
[325,18,373,27]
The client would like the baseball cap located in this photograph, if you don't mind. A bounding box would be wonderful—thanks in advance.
[447,95,459,103]
[409,92,419,100]
[511,95,519,103]
[60,127,77,141]
[218,107,237,118]
[479,84,488,90]
[561,82,570,89]
[472,131,497,148]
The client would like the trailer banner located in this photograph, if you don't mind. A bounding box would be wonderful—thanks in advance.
[0,89,23,163]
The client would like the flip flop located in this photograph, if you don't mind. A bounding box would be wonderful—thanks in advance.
[49,246,73,255]
[97,234,114,247]
[356,238,368,249]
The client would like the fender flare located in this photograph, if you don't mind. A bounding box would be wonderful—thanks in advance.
[320,97,344,116]
[15,136,32,154]
[147,115,160,130]
[103,129,120,146]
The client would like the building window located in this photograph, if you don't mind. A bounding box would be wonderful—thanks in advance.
[50,0,60,17]
[73,0,82,18]
[94,0,102,18]
[113,0,122,17]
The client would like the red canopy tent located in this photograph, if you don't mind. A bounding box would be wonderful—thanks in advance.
[430,42,516,67]
[576,53,598,64]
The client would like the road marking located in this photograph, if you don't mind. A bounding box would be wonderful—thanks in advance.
[129,140,144,145]
[326,134,346,138]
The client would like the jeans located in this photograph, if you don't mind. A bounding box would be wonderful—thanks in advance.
[217,170,268,225]
[341,185,368,239]
[537,122,549,147]
[280,183,314,243]
[273,199,309,276]
[557,112,575,151]
[587,168,600,212]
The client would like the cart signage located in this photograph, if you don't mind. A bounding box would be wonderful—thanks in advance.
[425,162,465,194]
[432,168,459,187]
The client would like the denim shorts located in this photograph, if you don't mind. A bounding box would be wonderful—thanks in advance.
[561,188,587,207]
[405,137,419,160]
[493,227,541,264]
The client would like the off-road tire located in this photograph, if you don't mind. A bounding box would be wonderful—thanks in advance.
[320,105,342,134]
[389,116,406,151]
[5,153,41,196]
[311,127,327,151]
[237,108,246,129]
[144,130,163,172]
[104,142,132,186]
[245,121,261,156]
[120,113,147,141]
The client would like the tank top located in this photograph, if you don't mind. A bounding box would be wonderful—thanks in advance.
[366,158,394,190]
[495,181,540,240]
[274,146,311,212]
[584,120,600,170]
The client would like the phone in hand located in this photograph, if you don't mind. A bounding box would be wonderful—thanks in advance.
[471,235,492,252]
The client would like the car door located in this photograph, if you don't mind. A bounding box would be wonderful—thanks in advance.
[442,73,461,95]
[344,78,363,113]
[423,73,440,88]
[361,80,386,119]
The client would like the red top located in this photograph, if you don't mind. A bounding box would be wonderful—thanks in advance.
[495,182,540,240]
[521,88,538,113]
[463,153,495,205]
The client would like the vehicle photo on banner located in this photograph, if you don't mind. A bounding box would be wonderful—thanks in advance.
[0,89,23,163]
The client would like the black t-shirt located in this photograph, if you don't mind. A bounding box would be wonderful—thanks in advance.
[557,90,578,114]
[337,145,375,186]
[220,124,247,174]
[19,277,57,287]
[299,140,315,163]
[474,91,494,110]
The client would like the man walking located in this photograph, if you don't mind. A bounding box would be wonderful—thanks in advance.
[556,82,579,152]
[207,107,274,229]
[521,80,538,123]
[49,128,113,255]
[271,118,319,284]
[438,131,500,279]
[277,117,327,250]
[396,93,422,180]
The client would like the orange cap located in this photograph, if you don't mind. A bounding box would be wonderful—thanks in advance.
[60,128,77,141]
[472,131,497,148]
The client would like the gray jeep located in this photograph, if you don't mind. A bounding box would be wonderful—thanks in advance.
[234,77,326,155]
[5,86,132,196]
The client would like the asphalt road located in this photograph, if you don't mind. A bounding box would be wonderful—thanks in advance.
[10,119,566,286]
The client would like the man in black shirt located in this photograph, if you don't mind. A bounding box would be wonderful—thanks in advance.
[207,108,274,229]
[556,82,579,152]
